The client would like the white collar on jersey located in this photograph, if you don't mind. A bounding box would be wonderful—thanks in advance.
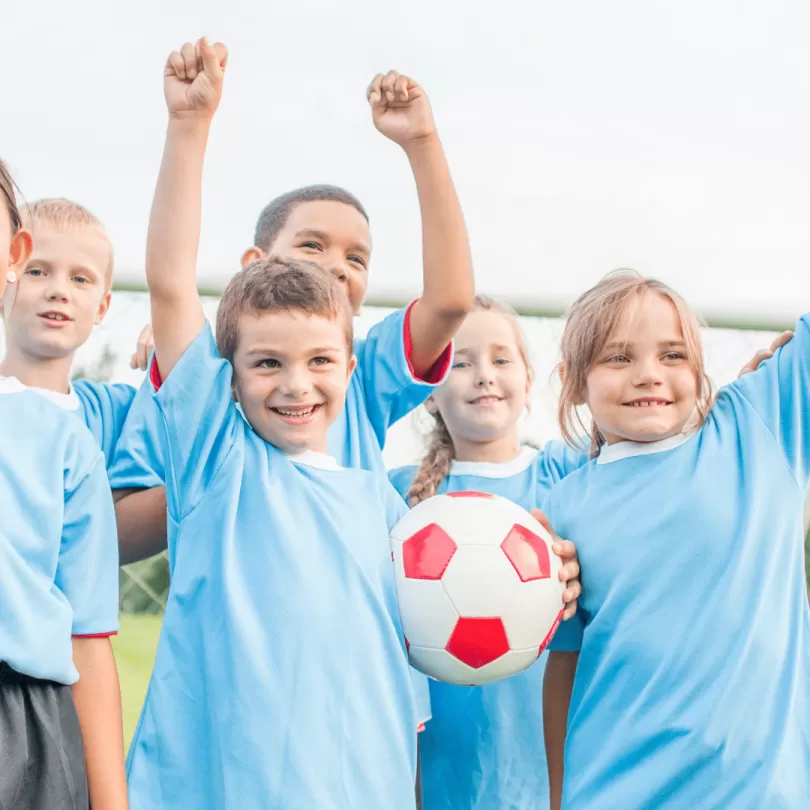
[449,446,538,479]
[0,375,80,411]
[597,431,696,464]
[286,449,342,471]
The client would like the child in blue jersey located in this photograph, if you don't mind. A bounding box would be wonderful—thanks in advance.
[126,39,431,809]
[0,161,128,809]
[389,296,586,810]
[111,67,474,564]
[0,198,136,468]
[543,271,810,810]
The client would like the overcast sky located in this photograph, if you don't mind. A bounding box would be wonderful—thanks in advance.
[4,0,810,327]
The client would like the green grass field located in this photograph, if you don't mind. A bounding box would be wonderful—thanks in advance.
[111,613,163,749]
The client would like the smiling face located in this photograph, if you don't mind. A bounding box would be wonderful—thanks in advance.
[230,308,356,453]
[429,309,530,456]
[584,292,699,445]
[248,200,371,315]
[1,223,111,360]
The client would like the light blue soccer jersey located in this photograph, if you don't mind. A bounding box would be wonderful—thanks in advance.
[73,379,137,468]
[0,376,136,470]
[543,315,810,810]
[125,325,420,810]
[0,378,119,685]
[390,442,587,810]
[109,304,451,501]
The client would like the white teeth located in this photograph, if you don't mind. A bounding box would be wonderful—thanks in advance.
[276,406,316,417]
[629,401,667,407]
[44,313,67,321]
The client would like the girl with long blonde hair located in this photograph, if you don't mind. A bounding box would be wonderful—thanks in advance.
[542,270,809,810]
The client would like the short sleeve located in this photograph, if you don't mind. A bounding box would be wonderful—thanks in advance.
[357,304,453,445]
[152,324,240,520]
[108,379,166,490]
[387,465,417,502]
[73,380,137,470]
[381,477,409,531]
[57,454,120,638]
[537,440,590,485]
[731,314,810,489]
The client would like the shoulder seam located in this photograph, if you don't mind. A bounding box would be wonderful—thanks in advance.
[726,386,804,497]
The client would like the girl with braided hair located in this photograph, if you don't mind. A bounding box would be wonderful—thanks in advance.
[389,296,587,810]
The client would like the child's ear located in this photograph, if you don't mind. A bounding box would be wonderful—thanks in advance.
[231,380,239,403]
[347,354,357,379]
[9,229,33,274]
[95,291,112,325]
[424,395,439,416]
[241,246,266,269]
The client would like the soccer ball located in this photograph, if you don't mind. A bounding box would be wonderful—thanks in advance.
[390,492,565,686]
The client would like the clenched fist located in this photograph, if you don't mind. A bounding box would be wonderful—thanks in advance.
[164,37,228,121]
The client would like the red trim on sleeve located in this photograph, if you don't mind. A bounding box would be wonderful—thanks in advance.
[149,359,163,392]
[72,631,118,639]
[403,301,453,384]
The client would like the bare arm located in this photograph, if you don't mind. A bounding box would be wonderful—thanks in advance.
[544,650,578,810]
[405,134,473,373]
[114,487,169,564]
[71,637,128,809]
[368,72,474,376]
[149,38,227,379]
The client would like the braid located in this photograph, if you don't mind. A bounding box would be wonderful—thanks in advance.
[407,413,456,506]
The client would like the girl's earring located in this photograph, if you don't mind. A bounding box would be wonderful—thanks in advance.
[6,271,17,284]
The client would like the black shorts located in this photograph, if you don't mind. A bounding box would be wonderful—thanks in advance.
[0,662,88,810]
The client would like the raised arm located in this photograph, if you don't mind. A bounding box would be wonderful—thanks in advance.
[149,38,227,379]
[368,72,474,376]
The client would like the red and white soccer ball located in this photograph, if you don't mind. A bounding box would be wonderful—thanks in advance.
[390,492,566,686]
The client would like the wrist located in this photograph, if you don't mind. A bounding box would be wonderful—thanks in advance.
[167,112,213,138]
[401,131,441,159]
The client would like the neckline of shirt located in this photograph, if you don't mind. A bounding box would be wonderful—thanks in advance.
[0,375,80,411]
[286,449,343,471]
[597,431,696,464]
[449,446,538,479]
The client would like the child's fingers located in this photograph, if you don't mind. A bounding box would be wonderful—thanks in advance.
[367,74,384,105]
[558,558,580,583]
[381,70,399,102]
[213,41,229,71]
[181,41,198,80]
[563,581,581,609]
[562,602,578,621]
[166,50,187,81]
[553,539,577,562]
[393,73,409,101]
[770,330,793,353]
[530,508,554,535]
[199,37,226,78]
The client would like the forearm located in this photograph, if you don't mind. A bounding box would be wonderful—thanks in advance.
[71,637,128,809]
[114,487,169,565]
[147,118,208,375]
[544,651,578,810]
[405,134,474,372]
